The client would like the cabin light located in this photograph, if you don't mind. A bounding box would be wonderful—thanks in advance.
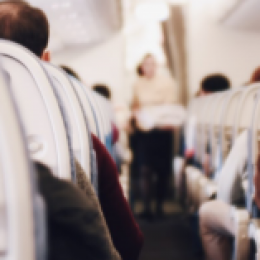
[51,3,60,9]
[68,13,78,19]
[61,2,71,8]
[135,2,170,22]
[166,0,188,4]
[51,1,71,9]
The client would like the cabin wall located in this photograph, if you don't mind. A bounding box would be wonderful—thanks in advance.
[186,0,260,98]
[52,32,126,103]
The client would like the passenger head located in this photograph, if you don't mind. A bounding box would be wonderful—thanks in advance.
[60,65,81,81]
[0,1,50,60]
[92,84,111,100]
[250,66,260,84]
[200,74,231,95]
[137,54,157,79]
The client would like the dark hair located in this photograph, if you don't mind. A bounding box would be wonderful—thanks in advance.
[136,53,153,76]
[92,84,111,100]
[0,1,49,56]
[250,67,260,84]
[60,65,81,81]
[201,74,231,92]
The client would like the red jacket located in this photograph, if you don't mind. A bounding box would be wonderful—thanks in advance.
[91,134,144,260]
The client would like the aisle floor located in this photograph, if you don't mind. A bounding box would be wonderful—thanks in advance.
[136,207,202,260]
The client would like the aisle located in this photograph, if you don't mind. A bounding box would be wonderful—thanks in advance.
[137,213,201,260]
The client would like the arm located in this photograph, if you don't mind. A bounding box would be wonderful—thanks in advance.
[36,162,121,260]
[92,134,144,260]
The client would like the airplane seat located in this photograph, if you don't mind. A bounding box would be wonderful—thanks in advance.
[243,88,260,260]
[187,95,216,207]
[185,92,228,208]
[69,77,99,192]
[92,92,114,155]
[43,63,91,179]
[70,78,100,137]
[199,89,243,205]
[0,66,46,260]
[85,88,106,144]
[220,89,243,164]
[215,86,260,205]
[184,96,209,208]
[249,219,260,260]
[199,86,260,260]
[0,40,73,181]
[232,208,250,260]
[173,98,198,204]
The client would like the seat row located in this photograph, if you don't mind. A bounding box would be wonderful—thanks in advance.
[174,83,260,259]
[0,39,118,260]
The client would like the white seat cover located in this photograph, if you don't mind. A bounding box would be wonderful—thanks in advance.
[0,67,45,260]
[70,78,99,137]
[92,93,114,153]
[43,63,91,178]
[85,88,106,144]
[0,40,72,181]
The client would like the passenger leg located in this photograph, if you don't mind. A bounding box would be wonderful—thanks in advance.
[199,200,235,260]
[154,130,173,216]
[139,165,153,218]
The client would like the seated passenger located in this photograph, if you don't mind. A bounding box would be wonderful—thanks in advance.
[93,84,112,100]
[199,130,248,260]
[36,162,121,260]
[60,65,81,81]
[0,2,143,260]
[199,67,260,260]
[186,74,231,171]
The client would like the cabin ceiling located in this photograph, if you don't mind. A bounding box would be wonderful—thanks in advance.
[203,0,260,32]
[27,0,122,53]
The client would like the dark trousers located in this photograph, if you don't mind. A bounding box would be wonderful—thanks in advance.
[131,129,173,212]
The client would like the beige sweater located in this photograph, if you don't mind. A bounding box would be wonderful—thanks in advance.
[132,73,178,108]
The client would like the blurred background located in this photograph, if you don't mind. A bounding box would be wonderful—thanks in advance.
[26,0,260,108]
[22,0,260,259]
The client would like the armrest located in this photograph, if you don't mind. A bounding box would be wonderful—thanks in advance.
[185,166,203,209]
[249,219,260,260]
[198,177,217,205]
[173,157,185,201]
[232,208,250,260]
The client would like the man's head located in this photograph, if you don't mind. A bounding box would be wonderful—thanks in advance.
[137,54,157,79]
[92,84,111,100]
[0,1,50,60]
[200,74,231,95]
[60,65,81,81]
[250,66,260,84]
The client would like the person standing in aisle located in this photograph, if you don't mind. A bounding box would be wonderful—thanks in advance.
[131,54,178,219]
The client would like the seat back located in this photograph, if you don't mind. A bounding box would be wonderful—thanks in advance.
[203,92,224,170]
[85,88,106,144]
[0,40,73,181]
[247,86,260,214]
[209,92,229,171]
[93,93,114,154]
[43,63,91,178]
[70,78,99,137]
[0,66,46,260]
[234,84,260,140]
[220,88,243,163]
[194,96,208,161]
[69,77,99,192]
[196,95,215,163]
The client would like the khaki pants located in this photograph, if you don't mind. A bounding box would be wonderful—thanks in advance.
[199,200,236,260]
